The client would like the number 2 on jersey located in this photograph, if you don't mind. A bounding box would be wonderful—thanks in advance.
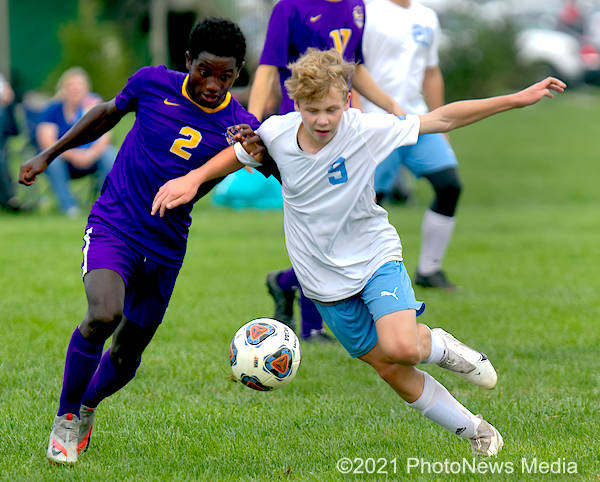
[170,126,202,160]
[328,157,348,185]
[329,29,352,56]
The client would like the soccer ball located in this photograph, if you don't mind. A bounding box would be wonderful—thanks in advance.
[229,318,301,391]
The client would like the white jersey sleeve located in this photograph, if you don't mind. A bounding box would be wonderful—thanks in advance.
[233,116,282,168]
[358,112,420,165]
[233,142,261,168]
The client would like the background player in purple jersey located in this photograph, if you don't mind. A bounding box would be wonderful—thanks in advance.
[248,0,405,342]
[19,17,268,465]
[248,0,403,118]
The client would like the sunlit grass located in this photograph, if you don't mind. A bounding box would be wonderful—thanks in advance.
[1,93,599,480]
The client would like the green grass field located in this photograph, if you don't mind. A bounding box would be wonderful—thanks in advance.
[1,92,599,480]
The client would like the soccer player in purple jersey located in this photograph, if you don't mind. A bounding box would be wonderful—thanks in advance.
[19,18,269,465]
[248,0,405,342]
[249,0,402,118]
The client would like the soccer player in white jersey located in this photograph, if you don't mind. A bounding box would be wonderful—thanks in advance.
[361,0,463,290]
[151,49,565,455]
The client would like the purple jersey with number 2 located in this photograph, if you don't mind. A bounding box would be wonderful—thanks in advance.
[88,65,259,267]
[259,0,366,114]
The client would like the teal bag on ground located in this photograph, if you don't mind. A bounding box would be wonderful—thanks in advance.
[212,168,283,210]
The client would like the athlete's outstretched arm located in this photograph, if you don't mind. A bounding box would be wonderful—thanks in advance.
[151,145,243,217]
[152,124,266,217]
[152,125,269,217]
[19,99,127,185]
[418,77,566,135]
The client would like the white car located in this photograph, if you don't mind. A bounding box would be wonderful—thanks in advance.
[423,0,586,85]
[515,27,585,84]
[512,12,586,84]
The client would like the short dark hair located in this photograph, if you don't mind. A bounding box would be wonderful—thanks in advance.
[187,17,246,68]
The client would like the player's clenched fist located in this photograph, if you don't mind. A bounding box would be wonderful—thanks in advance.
[19,153,50,186]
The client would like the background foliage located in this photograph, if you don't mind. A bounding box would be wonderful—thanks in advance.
[1,93,599,480]
[440,15,538,101]
[42,0,138,99]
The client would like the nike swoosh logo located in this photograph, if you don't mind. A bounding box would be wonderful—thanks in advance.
[51,441,63,457]
[164,99,180,106]
[310,14,322,22]
[380,287,399,300]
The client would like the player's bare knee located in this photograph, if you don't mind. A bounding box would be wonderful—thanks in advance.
[80,306,123,341]
[88,306,122,326]
[383,341,421,366]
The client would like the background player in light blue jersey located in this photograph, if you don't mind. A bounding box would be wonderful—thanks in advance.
[152,49,565,456]
[19,17,270,465]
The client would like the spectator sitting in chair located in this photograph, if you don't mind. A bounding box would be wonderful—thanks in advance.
[37,67,116,216]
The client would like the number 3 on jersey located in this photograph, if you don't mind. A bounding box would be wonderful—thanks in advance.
[170,126,202,160]
[328,157,348,185]
[329,29,352,56]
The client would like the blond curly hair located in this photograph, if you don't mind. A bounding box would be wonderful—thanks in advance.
[284,48,355,103]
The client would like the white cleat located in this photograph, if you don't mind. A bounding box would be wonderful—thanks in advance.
[432,328,497,389]
[46,413,79,464]
[470,415,504,456]
[78,405,96,455]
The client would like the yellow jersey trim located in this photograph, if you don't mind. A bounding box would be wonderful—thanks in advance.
[181,75,231,113]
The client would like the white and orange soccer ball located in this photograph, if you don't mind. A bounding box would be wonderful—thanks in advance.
[229,318,301,391]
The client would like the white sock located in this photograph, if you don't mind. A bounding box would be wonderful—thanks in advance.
[408,371,481,439]
[423,327,445,365]
[417,209,456,275]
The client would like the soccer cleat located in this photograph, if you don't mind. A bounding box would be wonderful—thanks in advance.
[266,270,296,331]
[46,413,79,464]
[301,328,335,343]
[433,328,497,389]
[78,405,95,454]
[470,415,504,456]
[415,270,456,291]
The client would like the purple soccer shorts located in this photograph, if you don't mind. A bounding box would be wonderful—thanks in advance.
[81,223,180,327]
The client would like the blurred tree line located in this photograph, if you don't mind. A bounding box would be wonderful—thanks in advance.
[439,13,537,102]
[35,0,237,99]
[31,1,534,105]
[42,1,140,100]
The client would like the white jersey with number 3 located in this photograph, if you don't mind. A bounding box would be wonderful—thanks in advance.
[235,109,420,302]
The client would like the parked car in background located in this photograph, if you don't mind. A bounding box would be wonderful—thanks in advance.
[580,8,600,84]
[422,0,599,87]
[513,12,586,85]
